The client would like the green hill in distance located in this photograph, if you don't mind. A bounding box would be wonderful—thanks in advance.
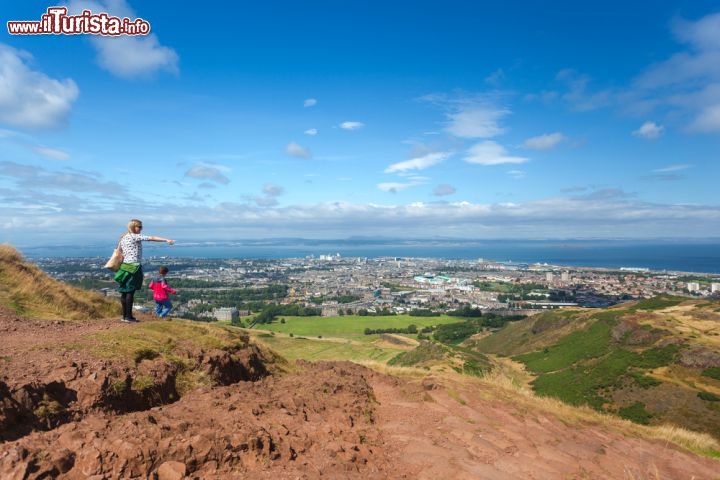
[468,296,720,438]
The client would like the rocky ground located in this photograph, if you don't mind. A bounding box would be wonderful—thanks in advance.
[1,310,719,479]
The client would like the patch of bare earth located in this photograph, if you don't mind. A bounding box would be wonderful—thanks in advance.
[371,373,720,480]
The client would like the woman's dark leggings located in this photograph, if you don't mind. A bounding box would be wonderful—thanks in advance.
[120,291,135,318]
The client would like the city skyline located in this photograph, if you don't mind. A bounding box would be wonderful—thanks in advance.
[1,1,720,246]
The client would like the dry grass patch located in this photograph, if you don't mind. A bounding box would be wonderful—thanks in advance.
[0,244,117,320]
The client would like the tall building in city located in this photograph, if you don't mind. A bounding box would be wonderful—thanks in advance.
[561,271,570,282]
[687,282,700,292]
[545,272,554,283]
[711,282,720,293]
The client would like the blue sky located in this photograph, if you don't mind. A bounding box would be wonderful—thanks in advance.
[1,0,720,246]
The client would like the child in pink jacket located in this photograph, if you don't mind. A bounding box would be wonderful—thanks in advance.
[148,266,177,318]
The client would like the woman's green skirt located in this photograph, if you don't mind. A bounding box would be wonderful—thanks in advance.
[115,263,144,293]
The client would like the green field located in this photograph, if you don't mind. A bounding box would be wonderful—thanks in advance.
[251,334,404,362]
[257,314,461,340]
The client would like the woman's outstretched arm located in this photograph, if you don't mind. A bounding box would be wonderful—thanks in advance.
[147,236,175,244]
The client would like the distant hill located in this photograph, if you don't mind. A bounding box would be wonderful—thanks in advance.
[469,296,720,438]
[0,244,117,319]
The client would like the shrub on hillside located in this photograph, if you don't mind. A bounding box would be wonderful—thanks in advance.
[698,391,720,402]
[618,402,653,425]
[701,367,720,381]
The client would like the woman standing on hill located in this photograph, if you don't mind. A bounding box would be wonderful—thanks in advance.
[115,219,175,323]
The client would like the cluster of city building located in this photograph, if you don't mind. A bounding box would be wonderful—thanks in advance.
[37,255,720,321]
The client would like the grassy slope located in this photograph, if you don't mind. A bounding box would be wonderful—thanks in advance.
[0,245,117,319]
[469,309,594,356]
[471,296,720,438]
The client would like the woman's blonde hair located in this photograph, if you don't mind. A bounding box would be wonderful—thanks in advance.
[127,219,143,233]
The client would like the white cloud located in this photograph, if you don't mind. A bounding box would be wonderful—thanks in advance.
[252,196,279,207]
[33,146,70,161]
[631,13,720,133]
[339,121,364,130]
[522,132,566,150]
[304,98,317,107]
[262,183,284,196]
[433,184,456,196]
[507,169,526,179]
[653,164,691,173]
[285,141,312,159]
[689,104,720,133]
[68,0,179,78]
[93,35,179,78]
[420,92,510,139]
[636,14,720,90]
[0,44,79,129]
[555,69,613,111]
[304,128,318,136]
[384,152,450,173]
[0,160,126,196]
[185,164,230,185]
[464,141,529,166]
[244,183,284,207]
[5,191,720,244]
[377,182,417,193]
[445,106,509,138]
[632,121,664,139]
[485,68,505,86]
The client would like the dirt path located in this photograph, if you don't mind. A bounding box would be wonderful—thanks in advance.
[370,373,720,480]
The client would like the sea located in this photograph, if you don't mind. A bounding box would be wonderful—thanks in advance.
[17,240,720,275]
